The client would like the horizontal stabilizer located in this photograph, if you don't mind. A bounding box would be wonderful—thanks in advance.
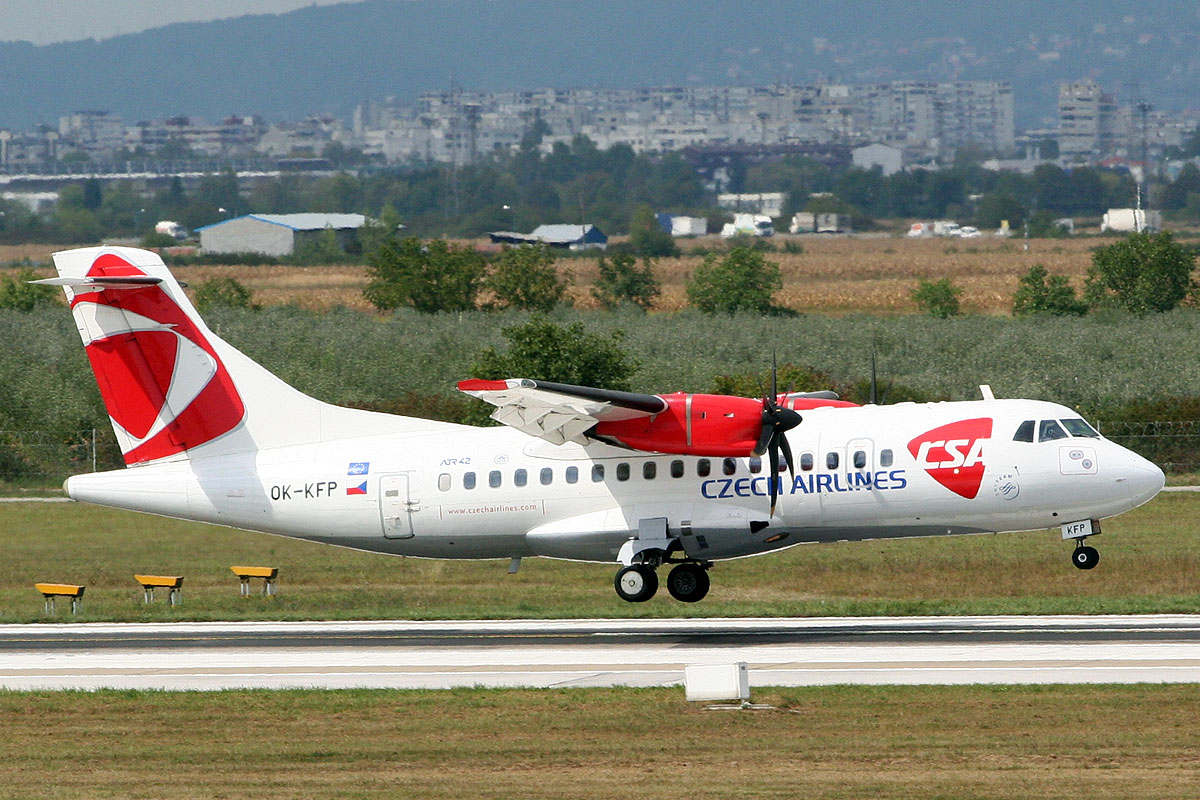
[31,275,164,290]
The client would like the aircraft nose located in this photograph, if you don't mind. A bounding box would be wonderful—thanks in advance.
[1122,452,1165,507]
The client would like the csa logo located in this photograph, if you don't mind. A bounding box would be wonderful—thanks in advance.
[907,418,993,499]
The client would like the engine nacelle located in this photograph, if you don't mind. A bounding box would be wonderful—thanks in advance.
[592,393,767,457]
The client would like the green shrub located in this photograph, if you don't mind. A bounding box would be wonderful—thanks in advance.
[470,315,636,390]
[686,247,783,314]
[1012,264,1087,316]
[1085,231,1197,313]
[364,237,487,313]
[194,277,258,313]
[911,278,962,318]
[591,252,660,310]
[485,245,569,312]
[0,268,58,311]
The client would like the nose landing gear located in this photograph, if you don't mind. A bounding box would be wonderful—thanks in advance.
[1072,540,1100,570]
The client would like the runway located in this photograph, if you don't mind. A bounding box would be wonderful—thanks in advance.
[2,615,1198,691]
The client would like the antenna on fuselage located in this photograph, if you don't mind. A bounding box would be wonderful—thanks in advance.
[979,385,996,401]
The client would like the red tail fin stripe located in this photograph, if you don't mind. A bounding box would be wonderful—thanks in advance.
[69,252,245,464]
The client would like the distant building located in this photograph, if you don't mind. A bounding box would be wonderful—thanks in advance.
[717,192,786,217]
[489,224,608,250]
[197,213,367,257]
[852,143,902,176]
[1059,81,1117,162]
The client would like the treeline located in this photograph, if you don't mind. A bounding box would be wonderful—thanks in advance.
[4,133,1200,246]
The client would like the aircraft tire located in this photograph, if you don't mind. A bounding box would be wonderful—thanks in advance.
[666,563,710,603]
[1072,545,1099,570]
[614,565,658,602]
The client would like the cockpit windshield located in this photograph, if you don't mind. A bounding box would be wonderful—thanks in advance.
[1014,417,1103,443]
[1061,418,1100,438]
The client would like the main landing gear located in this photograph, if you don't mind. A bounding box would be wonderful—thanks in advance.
[614,562,711,603]
[1071,540,1100,570]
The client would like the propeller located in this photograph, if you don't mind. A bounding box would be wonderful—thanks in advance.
[754,352,803,516]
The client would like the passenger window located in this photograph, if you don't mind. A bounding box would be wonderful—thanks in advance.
[853,450,866,469]
[697,459,711,477]
[880,449,893,467]
[514,468,527,487]
[1061,418,1100,438]
[540,467,553,485]
[566,466,579,484]
[670,460,685,478]
[643,462,657,480]
[800,453,813,471]
[1013,420,1035,443]
[489,470,502,488]
[463,471,476,490]
[616,462,630,481]
[826,452,839,470]
[749,457,762,474]
[591,464,605,482]
[722,458,737,475]
[1039,419,1068,442]
[438,473,451,491]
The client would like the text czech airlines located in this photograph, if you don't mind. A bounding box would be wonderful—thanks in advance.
[701,470,908,500]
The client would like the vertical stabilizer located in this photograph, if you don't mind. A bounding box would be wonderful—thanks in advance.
[46,246,452,465]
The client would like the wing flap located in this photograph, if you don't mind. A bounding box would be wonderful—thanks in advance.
[458,378,665,445]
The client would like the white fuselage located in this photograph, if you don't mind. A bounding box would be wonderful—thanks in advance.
[66,398,1165,565]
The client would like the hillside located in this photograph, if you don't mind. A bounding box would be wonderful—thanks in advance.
[1,0,1196,128]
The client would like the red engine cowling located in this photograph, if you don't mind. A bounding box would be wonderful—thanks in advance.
[592,393,768,457]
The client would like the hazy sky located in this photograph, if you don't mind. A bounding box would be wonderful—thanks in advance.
[0,0,360,44]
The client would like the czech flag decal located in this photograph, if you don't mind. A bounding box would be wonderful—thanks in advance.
[346,481,368,495]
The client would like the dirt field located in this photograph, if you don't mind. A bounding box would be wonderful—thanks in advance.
[0,236,1106,315]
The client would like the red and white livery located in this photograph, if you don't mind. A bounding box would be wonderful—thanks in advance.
[41,246,1165,602]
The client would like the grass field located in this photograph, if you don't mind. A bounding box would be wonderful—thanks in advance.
[2,492,1197,622]
[1,236,1112,315]
[0,685,1197,799]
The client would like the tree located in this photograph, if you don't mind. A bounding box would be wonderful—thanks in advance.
[0,268,58,311]
[975,193,1025,230]
[591,252,660,310]
[470,315,637,391]
[364,237,487,313]
[194,277,258,313]
[1012,265,1087,316]
[628,205,680,258]
[686,247,783,314]
[486,245,569,312]
[1084,232,1197,313]
[911,278,962,318]
[1160,163,1200,211]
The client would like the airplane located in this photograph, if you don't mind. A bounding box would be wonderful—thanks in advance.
[36,246,1166,603]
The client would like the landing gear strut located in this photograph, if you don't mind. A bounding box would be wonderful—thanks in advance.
[614,564,658,602]
[1072,540,1100,570]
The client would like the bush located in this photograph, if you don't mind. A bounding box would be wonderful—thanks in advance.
[364,237,487,313]
[911,278,962,318]
[0,268,58,311]
[591,252,660,310]
[628,205,681,258]
[686,247,783,314]
[194,277,258,313]
[1085,231,1197,313]
[1012,264,1087,316]
[485,245,569,312]
[470,315,637,390]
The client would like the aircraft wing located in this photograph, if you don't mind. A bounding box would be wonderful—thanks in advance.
[457,378,667,446]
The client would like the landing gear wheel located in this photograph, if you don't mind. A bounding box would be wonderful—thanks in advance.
[614,565,658,602]
[1072,545,1099,570]
[666,563,710,603]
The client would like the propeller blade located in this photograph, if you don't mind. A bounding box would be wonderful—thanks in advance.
[767,439,780,516]
[870,349,878,405]
[778,431,795,477]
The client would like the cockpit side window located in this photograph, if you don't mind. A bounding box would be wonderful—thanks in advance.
[1061,418,1100,438]
[1013,420,1035,443]
[1038,419,1068,442]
